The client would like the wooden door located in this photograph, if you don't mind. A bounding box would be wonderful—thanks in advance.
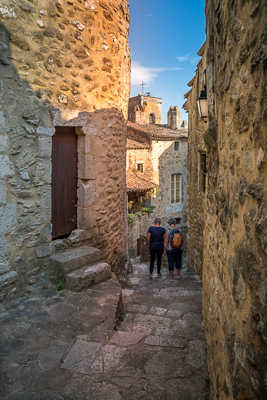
[52,127,77,239]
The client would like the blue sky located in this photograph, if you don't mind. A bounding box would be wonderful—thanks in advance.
[129,0,206,123]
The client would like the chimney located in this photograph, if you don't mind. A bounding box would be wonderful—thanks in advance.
[181,120,188,129]
[167,106,180,129]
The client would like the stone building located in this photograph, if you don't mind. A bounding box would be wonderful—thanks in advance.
[183,42,207,276]
[126,123,155,208]
[0,0,130,300]
[128,93,162,125]
[127,99,188,258]
[185,0,267,398]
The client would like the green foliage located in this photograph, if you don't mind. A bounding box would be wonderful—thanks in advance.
[140,206,154,215]
[56,281,64,291]
[128,213,136,224]
[128,201,134,211]
[128,206,155,224]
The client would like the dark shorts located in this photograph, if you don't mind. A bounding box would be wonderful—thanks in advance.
[166,249,182,271]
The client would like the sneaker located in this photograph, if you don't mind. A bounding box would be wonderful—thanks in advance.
[149,274,153,280]
[157,273,161,278]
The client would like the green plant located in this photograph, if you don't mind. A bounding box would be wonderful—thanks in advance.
[128,201,134,211]
[56,281,64,291]
[141,206,154,215]
[128,213,136,224]
[128,205,155,224]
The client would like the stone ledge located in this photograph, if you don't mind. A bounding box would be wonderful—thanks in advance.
[50,245,102,281]
[65,262,112,291]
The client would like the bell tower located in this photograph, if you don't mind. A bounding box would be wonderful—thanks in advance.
[167,106,181,130]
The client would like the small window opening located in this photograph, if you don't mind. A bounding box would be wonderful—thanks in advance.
[174,141,179,151]
[171,173,181,203]
[136,163,144,173]
[149,113,156,124]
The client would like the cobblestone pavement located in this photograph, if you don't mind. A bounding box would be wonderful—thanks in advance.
[0,262,209,400]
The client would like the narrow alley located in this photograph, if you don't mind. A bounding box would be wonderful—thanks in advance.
[0,262,208,400]
[1,0,266,398]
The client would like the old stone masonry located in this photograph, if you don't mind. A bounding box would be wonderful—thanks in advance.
[0,262,208,400]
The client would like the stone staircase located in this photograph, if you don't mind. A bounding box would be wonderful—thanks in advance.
[50,245,112,292]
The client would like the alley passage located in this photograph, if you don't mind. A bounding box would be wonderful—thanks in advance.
[118,262,208,399]
[1,262,208,400]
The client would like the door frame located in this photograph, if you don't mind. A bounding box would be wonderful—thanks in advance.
[52,126,78,240]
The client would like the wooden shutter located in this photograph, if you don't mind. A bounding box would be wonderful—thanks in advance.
[171,174,175,203]
[176,174,181,202]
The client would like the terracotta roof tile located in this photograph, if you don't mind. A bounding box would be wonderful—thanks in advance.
[127,121,188,141]
[187,77,195,87]
[126,137,150,149]
[127,170,157,192]
[184,89,192,99]
[197,42,206,56]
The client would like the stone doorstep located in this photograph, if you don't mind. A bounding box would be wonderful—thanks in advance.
[51,229,95,252]
[65,262,112,292]
[50,245,102,277]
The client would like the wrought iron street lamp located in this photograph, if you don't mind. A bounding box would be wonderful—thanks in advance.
[197,87,208,119]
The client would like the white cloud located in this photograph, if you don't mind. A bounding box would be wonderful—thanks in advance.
[131,62,158,86]
[176,53,201,65]
[176,54,191,62]
[131,61,183,86]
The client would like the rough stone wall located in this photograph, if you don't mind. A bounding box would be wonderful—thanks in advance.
[0,0,130,114]
[143,96,162,125]
[0,0,130,299]
[128,213,151,258]
[186,51,207,275]
[203,1,267,398]
[128,95,162,125]
[127,148,153,181]
[151,139,188,225]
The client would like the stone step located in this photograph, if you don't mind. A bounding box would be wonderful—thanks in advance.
[65,262,112,292]
[51,246,102,281]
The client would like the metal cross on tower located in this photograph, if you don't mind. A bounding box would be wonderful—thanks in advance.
[140,81,145,95]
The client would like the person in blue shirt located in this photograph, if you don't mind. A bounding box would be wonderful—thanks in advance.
[146,218,167,279]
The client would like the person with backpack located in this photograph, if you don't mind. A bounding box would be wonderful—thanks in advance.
[165,218,183,279]
[146,218,167,279]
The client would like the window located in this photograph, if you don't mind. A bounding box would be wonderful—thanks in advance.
[149,113,156,124]
[174,141,179,151]
[199,152,207,193]
[171,173,181,203]
[136,163,144,173]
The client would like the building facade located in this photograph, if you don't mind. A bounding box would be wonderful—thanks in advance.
[127,98,188,258]
[128,94,162,125]
[185,0,267,398]
[0,0,130,300]
[184,43,207,275]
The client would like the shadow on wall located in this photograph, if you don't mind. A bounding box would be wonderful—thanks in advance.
[157,141,188,267]
[156,142,187,223]
[0,23,127,297]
